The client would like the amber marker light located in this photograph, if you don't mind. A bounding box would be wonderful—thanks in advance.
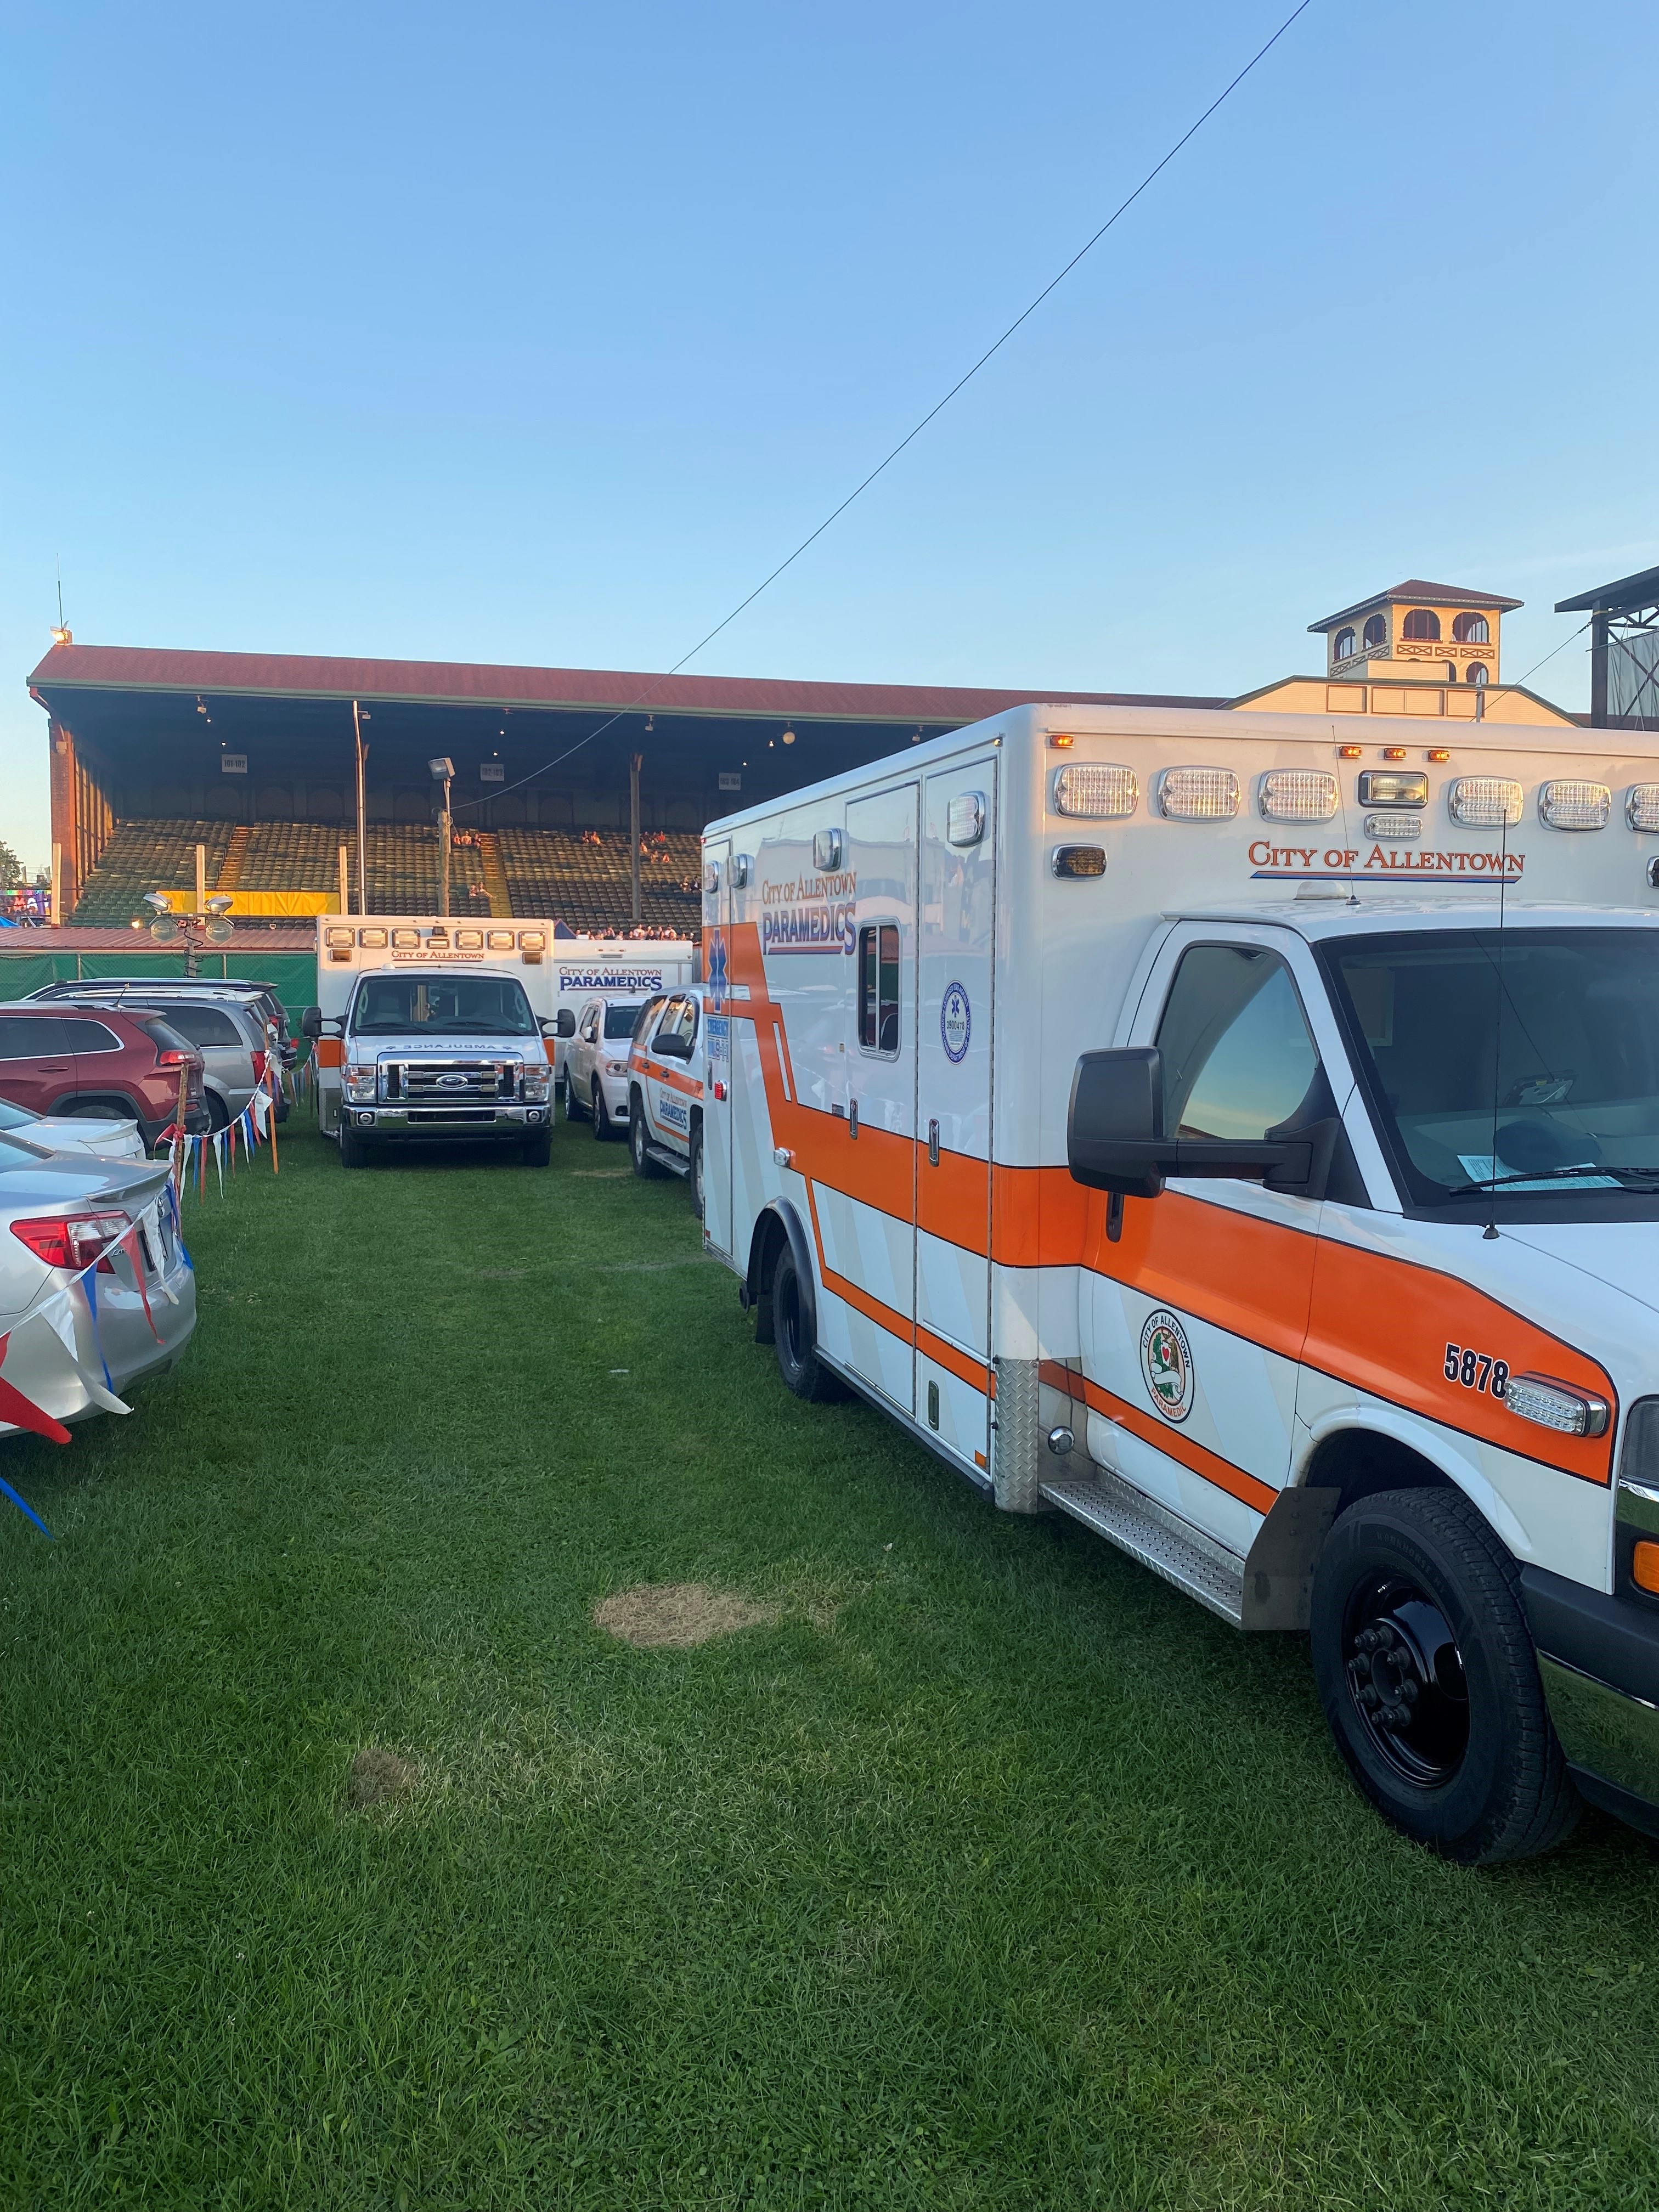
[1337,744,1363,759]
[1382,747,1407,762]
[1427,748,1451,763]
[1048,733,1075,749]
[1633,1541,1659,1596]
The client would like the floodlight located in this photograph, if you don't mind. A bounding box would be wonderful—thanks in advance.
[429,757,455,780]
[205,893,234,914]
[143,891,172,913]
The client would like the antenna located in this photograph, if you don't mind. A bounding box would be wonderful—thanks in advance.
[56,561,63,631]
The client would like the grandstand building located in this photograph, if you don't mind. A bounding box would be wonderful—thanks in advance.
[29,642,1218,932]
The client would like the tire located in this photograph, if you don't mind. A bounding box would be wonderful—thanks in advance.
[206,1091,230,1135]
[562,1066,583,1121]
[340,1124,369,1170]
[522,1127,552,1166]
[629,1092,663,1178]
[1310,1487,1580,1865]
[690,1122,705,1221]
[591,1081,612,1141]
[772,1242,844,1403]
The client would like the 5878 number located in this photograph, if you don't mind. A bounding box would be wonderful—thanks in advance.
[1444,1343,1509,1397]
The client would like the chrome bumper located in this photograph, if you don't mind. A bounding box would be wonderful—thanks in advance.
[344,1105,545,1136]
[1524,1566,1659,1837]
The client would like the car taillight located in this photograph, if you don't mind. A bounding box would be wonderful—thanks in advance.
[156,1048,190,1068]
[252,1049,268,1082]
[10,1211,129,1272]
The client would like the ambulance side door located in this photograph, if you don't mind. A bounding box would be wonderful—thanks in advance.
[1078,923,1325,1556]
[640,994,696,1160]
[702,842,734,1255]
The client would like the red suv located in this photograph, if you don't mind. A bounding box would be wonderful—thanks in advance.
[0,1004,210,1150]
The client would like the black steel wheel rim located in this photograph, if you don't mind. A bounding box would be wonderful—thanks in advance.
[1341,1571,1469,1788]
[778,1266,804,1369]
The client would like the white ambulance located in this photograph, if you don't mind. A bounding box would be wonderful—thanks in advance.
[700,701,1659,1863]
[311,918,693,1123]
[624,985,712,1210]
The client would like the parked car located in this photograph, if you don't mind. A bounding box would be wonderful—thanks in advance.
[562,996,647,1138]
[27,977,298,1068]
[0,1096,146,1162]
[50,994,274,1132]
[0,1005,210,1152]
[626,987,709,1214]
[0,1125,195,1438]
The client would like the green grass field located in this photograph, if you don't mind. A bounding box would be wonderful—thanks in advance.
[4,1119,1659,2209]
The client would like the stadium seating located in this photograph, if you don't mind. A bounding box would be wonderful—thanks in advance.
[71,820,698,932]
[69,819,236,924]
[498,828,700,933]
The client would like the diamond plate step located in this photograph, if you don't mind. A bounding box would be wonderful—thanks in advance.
[1040,1466,1246,1625]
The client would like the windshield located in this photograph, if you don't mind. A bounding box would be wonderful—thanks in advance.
[1323,927,1659,1206]
[603,1003,644,1040]
[350,975,537,1036]
[0,1098,40,1130]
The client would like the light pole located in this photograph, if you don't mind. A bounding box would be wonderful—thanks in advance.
[352,700,369,915]
[430,757,455,918]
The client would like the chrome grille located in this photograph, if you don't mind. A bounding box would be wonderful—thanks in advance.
[383,1057,520,1103]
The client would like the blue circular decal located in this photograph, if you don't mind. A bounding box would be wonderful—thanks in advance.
[941,981,972,1063]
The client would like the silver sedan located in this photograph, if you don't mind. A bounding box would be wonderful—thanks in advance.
[0,1129,196,1439]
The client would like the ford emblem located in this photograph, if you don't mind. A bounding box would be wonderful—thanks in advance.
[437,1074,467,1089]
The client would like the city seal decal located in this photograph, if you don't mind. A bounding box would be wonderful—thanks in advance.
[941,980,972,1064]
[1139,1308,1194,1423]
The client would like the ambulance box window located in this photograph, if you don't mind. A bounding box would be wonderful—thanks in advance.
[1156,945,1319,1144]
[858,924,901,1057]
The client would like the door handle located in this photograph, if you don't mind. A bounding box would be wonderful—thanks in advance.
[849,1098,858,1139]
[928,1118,940,1166]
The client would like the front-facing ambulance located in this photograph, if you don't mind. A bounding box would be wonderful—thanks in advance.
[304,966,555,1166]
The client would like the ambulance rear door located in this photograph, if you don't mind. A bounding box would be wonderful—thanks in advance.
[916,758,997,1469]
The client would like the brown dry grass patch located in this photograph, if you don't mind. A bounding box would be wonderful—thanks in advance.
[594,1582,778,1649]
[347,1746,420,1808]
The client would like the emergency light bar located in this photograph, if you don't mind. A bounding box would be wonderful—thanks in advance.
[1448,776,1523,828]
[1053,765,1137,821]
[1258,770,1338,823]
[1627,785,1659,832]
[1156,768,1238,821]
[1537,781,1610,831]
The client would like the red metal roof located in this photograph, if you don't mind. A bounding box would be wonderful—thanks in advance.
[27,641,1223,722]
[0,926,316,952]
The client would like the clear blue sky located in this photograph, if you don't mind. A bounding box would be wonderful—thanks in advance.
[3,0,1655,871]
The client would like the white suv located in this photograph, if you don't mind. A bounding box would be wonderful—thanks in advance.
[562,996,647,1140]
[626,987,709,1214]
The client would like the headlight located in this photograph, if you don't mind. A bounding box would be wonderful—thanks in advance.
[521,1065,551,1100]
[345,1062,377,1101]
[606,1060,629,1075]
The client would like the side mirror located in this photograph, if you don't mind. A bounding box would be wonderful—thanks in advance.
[300,1005,324,1039]
[555,1009,577,1038]
[1067,1046,1314,1198]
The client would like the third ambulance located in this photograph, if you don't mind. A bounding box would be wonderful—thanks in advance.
[697,700,1659,1863]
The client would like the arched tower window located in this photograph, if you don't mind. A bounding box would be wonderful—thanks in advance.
[1333,627,1357,661]
[1465,663,1488,687]
[1363,614,1387,648]
[1402,608,1441,641]
[1452,612,1490,644]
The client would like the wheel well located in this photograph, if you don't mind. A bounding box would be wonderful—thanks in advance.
[746,1209,790,1345]
[53,1090,145,1126]
[1302,1427,1452,1516]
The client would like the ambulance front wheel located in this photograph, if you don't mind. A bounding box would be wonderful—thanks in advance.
[629,1092,664,1178]
[340,1123,369,1169]
[1310,1486,1581,1865]
[772,1244,844,1404]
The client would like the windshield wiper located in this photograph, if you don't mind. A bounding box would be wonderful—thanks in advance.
[1442,1163,1659,1197]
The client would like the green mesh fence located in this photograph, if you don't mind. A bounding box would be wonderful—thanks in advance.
[0,949,319,1015]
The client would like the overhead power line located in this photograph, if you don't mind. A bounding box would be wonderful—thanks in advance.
[457,0,1317,811]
